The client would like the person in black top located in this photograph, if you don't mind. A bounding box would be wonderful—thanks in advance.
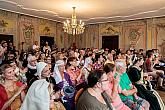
[127,55,161,110]
[25,55,37,89]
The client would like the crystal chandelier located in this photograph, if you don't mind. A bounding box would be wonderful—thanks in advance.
[63,7,85,35]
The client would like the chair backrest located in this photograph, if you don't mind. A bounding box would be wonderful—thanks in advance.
[74,88,84,104]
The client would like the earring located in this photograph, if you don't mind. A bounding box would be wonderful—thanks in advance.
[0,74,5,83]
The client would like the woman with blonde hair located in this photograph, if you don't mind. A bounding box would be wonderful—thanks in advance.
[0,64,26,110]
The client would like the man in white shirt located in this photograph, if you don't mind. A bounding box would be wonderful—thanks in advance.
[32,41,40,51]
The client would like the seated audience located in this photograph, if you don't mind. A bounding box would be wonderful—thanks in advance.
[127,55,162,110]
[54,60,75,110]
[104,63,130,110]
[21,62,65,110]
[76,70,113,110]
[145,51,165,91]
[115,60,150,110]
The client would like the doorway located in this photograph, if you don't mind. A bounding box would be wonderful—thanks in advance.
[0,34,13,43]
[102,35,119,50]
[40,36,54,51]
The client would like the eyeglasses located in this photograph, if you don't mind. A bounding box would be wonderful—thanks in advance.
[99,79,109,83]
[121,66,127,69]
[101,79,109,82]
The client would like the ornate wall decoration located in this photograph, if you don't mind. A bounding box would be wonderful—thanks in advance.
[23,23,34,44]
[0,11,16,34]
[124,24,146,49]
[19,16,37,50]
[1,9,165,51]
[156,24,165,30]
[128,28,141,45]
[0,19,8,28]
[100,24,120,36]
[0,19,8,35]
[39,19,55,36]
[43,26,50,33]
[23,24,34,39]
[155,23,165,52]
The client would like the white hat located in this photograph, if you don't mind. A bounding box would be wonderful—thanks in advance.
[20,79,50,110]
[84,57,92,68]
[53,60,65,84]
[36,62,47,79]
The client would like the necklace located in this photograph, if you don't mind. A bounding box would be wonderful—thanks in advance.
[4,82,16,92]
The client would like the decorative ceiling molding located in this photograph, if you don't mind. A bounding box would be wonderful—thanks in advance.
[1,0,165,24]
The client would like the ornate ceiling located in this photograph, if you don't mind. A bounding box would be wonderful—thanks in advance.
[1,0,165,24]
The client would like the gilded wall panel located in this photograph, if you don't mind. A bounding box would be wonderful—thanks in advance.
[19,15,38,51]
[123,21,146,50]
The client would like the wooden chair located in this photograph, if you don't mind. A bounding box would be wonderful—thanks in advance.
[74,88,84,104]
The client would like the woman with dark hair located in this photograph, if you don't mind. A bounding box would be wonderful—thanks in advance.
[66,57,83,86]
[76,70,113,110]
[93,53,104,70]
[45,49,51,57]
[127,55,163,110]
[66,62,77,85]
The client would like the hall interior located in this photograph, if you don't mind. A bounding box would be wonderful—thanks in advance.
[0,0,165,105]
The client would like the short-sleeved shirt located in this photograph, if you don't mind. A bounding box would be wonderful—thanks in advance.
[76,90,109,110]
[115,72,134,101]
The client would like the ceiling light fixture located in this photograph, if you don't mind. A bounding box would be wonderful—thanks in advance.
[63,7,85,35]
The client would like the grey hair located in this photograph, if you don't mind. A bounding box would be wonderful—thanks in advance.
[27,55,36,63]
[115,60,125,71]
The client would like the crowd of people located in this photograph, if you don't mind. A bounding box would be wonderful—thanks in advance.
[0,40,165,110]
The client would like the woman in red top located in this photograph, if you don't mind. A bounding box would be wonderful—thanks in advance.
[0,64,26,110]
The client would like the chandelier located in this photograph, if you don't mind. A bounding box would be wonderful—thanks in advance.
[63,7,85,35]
